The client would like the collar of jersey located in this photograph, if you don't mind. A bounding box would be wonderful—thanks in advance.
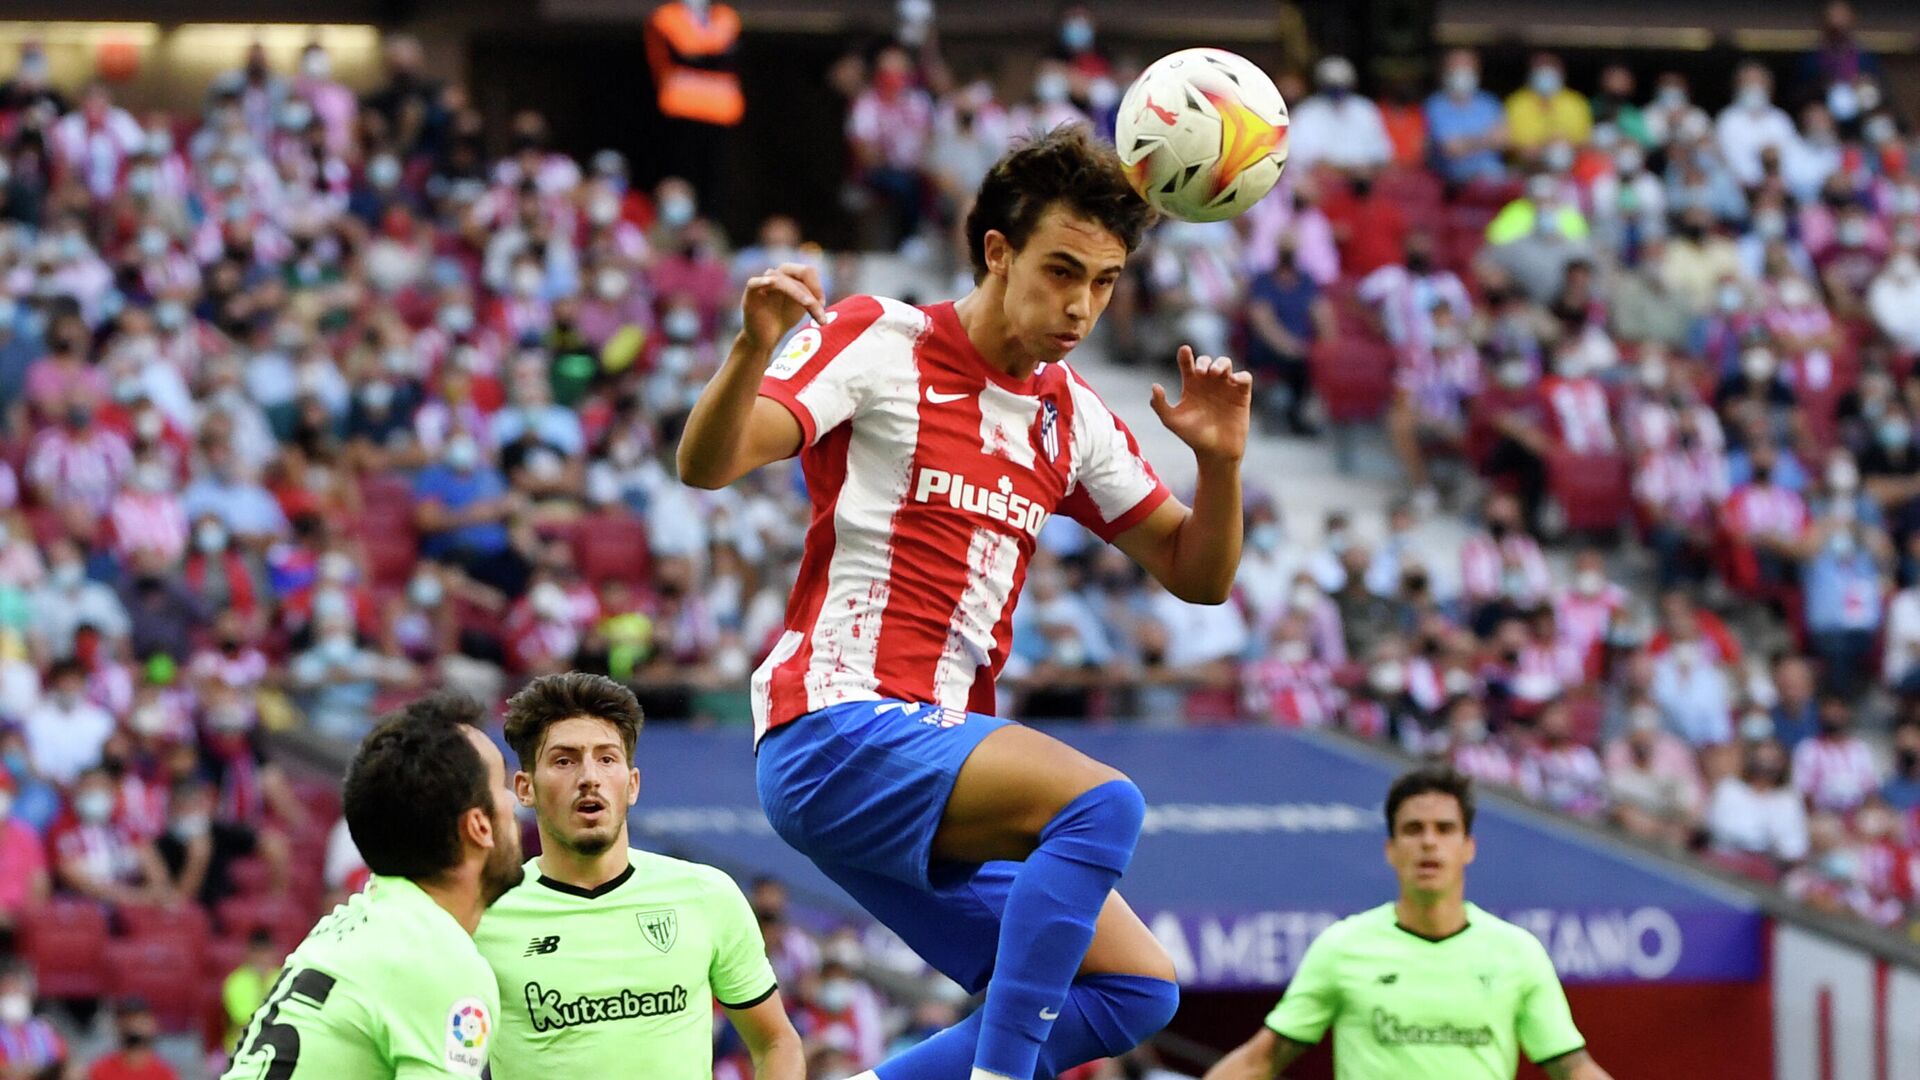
[535,862,635,900]
[1392,917,1473,944]
[932,301,1048,396]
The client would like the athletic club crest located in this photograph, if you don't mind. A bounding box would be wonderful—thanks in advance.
[1037,400,1060,462]
[636,910,678,954]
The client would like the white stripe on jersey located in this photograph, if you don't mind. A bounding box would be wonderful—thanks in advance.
[933,527,1022,709]
[752,630,805,742]
[800,300,926,718]
[1063,372,1154,522]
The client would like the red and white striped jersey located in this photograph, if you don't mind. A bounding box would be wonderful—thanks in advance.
[750,297,1170,742]
[1792,734,1883,813]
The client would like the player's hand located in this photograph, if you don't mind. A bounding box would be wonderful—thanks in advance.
[741,263,828,356]
[1151,345,1252,467]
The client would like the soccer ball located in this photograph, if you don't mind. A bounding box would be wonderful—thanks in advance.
[1115,48,1289,223]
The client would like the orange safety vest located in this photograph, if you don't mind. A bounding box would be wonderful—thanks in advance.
[644,1,745,127]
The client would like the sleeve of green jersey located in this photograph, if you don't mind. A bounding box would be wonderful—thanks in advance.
[706,870,779,1009]
[1514,932,1585,1064]
[1263,926,1342,1045]
[385,952,501,1079]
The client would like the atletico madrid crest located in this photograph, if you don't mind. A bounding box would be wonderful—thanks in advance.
[1037,400,1060,462]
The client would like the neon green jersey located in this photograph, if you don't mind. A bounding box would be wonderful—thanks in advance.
[474,848,777,1080]
[222,876,500,1080]
[1265,902,1585,1080]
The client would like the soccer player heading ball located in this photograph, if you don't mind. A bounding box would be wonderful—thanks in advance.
[1204,767,1613,1080]
[223,693,524,1079]
[679,124,1253,1080]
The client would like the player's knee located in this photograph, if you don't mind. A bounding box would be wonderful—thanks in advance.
[1084,973,1181,1056]
[1044,779,1147,872]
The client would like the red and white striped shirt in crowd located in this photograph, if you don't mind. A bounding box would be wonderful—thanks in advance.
[27,428,133,516]
[115,773,170,843]
[49,108,144,200]
[1629,400,1723,456]
[1395,342,1481,427]
[1859,839,1916,906]
[1242,654,1343,728]
[491,295,553,343]
[1540,375,1616,453]
[1722,482,1810,543]
[1460,532,1553,604]
[1452,740,1519,787]
[188,646,272,691]
[137,249,203,300]
[1518,742,1609,816]
[50,820,142,886]
[1555,583,1627,669]
[1793,734,1883,813]
[1514,640,1587,699]
[1763,303,1835,383]
[108,490,188,563]
[1634,447,1729,526]
[751,297,1170,742]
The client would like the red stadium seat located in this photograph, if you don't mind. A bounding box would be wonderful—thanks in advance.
[572,511,652,586]
[105,936,207,1032]
[357,527,421,589]
[1548,449,1632,532]
[217,895,314,951]
[118,902,211,952]
[1310,335,1397,423]
[358,471,414,510]
[20,899,109,999]
[1376,167,1443,217]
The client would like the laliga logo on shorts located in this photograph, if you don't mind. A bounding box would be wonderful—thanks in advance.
[913,469,1050,536]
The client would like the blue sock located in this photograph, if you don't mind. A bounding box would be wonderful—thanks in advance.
[875,973,1179,1080]
[973,780,1146,1079]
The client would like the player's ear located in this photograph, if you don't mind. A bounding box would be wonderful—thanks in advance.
[984,229,1013,277]
[626,766,640,807]
[1463,834,1477,866]
[462,803,494,851]
[513,769,534,807]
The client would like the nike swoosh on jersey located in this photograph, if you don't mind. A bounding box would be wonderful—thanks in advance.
[924,388,969,404]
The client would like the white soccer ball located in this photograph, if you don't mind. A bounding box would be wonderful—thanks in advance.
[1115,48,1290,223]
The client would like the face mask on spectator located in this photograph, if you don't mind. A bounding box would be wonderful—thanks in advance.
[279,101,313,131]
[588,193,620,226]
[531,583,570,622]
[1087,76,1120,112]
[1276,640,1310,663]
[1753,210,1786,240]
[129,704,169,736]
[595,269,629,301]
[75,790,114,824]
[0,993,29,1025]
[1737,84,1770,111]
[1034,72,1070,105]
[660,195,695,229]
[195,521,228,554]
[438,304,475,334]
[368,155,402,190]
[1830,529,1857,557]
[1614,146,1643,174]
[318,633,357,664]
[127,165,157,196]
[0,791,12,819]
[1369,661,1407,695]
[208,703,252,733]
[1865,115,1897,145]
[133,463,169,493]
[408,573,444,608]
[1576,569,1605,595]
[1837,218,1868,248]
[1739,712,1774,742]
[302,50,331,80]
[512,264,543,297]
[1248,523,1280,553]
[171,813,210,840]
[209,161,239,190]
[1656,84,1687,111]
[1289,582,1320,611]
[1455,715,1488,743]
[1716,283,1744,313]
[663,308,701,342]
[154,301,187,331]
[1828,460,1860,492]
[1530,66,1563,97]
[1637,357,1667,390]
[360,381,396,412]
[1880,418,1912,450]
[446,436,480,471]
[51,563,83,590]
[1890,255,1920,282]
[1060,17,1094,52]
[1445,67,1478,97]
[1553,353,1585,379]
[1498,360,1532,389]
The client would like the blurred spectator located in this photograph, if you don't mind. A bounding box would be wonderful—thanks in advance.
[289,611,413,740]
[1716,63,1800,188]
[220,929,282,1055]
[846,44,934,250]
[794,953,885,1071]
[0,42,67,116]
[1424,49,1507,184]
[29,541,130,658]
[85,996,177,1080]
[0,780,46,943]
[1793,694,1882,814]
[1287,57,1391,177]
[1708,738,1809,864]
[1051,6,1110,80]
[1802,517,1889,692]
[1770,653,1822,752]
[1650,607,1734,747]
[413,435,528,596]
[1868,245,1920,354]
[643,0,744,200]
[51,83,145,203]
[1606,697,1706,848]
[1590,64,1649,147]
[24,658,113,786]
[1516,697,1608,817]
[51,766,175,907]
[1720,439,1810,598]
[1486,174,1591,302]
[1801,1,1882,122]
[0,960,66,1079]
[1356,233,1468,352]
[1883,721,1920,813]
[1504,52,1591,160]
[1460,493,1551,622]
[1242,237,1331,435]
[1387,302,1479,502]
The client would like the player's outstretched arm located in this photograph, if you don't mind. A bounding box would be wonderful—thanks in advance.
[1115,345,1251,604]
[1200,1027,1312,1080]
[677,264,823,489]
[1541,1048,1613,1080]
[724,990,805,1079]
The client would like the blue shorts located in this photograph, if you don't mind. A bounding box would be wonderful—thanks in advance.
[757,698,1020,992]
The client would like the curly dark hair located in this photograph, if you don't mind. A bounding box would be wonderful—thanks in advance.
[502,672,645,769]
[1385,765,1476,837]
[343,692,491,880]
[965,123,1154,282]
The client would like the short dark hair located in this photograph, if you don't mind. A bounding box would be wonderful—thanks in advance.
[1385,765,1476,836]
[965,124,1154,282]
[502,672,644,769]
[343,692,491,880]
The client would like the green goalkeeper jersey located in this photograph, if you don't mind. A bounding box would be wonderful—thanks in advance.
[474,848,777,1080]
[222,875,501,1079]
[1265,902,1585,1080]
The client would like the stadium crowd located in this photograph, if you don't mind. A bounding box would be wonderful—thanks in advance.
[0,0,1911,1075]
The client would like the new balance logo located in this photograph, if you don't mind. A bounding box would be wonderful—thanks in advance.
[525,936,561,956]
[1376,973,1398,984]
